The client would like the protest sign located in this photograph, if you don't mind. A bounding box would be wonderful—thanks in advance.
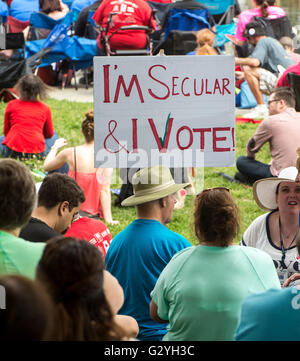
[94,55,235,168]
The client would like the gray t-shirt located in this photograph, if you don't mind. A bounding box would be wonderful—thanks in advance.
[250,37,293,75]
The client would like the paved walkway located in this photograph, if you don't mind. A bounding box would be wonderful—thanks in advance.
[48,83,94,103]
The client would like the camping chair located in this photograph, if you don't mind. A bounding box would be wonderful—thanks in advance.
[27,12,79,88]
[154,7,211,55]
[197,0,237,49]
[287,72,300,112]
[0,32,51,100]
[26,24,97,89]
[252,15,294,41]
[28,11,75,40]
[199,0,235,24]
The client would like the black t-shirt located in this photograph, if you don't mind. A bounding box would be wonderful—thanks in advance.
[20,217,60,243]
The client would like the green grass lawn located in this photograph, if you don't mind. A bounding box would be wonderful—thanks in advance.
[0,98,271,244]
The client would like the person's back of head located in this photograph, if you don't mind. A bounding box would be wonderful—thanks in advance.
[37,173,85,211]
[15,74,49,102]
[255,0,276,18]
[243,19,267,39]
[195,28,217,56]
[279,36,294,51]
[0,159,36,233]
[271,87,296,109]
[39,0,63,14]
[0,275,53,340]
[81,110,94,143]
[194,187,240,247]
[36,236,125,340]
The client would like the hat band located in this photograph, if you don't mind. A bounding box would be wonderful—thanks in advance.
[134,180,175,197]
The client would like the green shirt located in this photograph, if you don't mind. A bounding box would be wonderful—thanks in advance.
[151,245,281,341]
[0,230,45,279]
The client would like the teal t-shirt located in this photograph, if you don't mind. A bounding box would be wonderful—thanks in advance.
[0,230,45,279]
[151,245,281,341]
[105,219,191,341]
[235,287,300,341]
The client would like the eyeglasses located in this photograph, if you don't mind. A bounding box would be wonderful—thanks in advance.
[268,99,281,105]
[197,187,230,198]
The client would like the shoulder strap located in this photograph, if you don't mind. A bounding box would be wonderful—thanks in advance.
[74,147,77,181]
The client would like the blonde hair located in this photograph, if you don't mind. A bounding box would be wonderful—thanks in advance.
[195,29,217,56]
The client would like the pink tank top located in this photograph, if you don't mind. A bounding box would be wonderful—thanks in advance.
[68,147,103,218]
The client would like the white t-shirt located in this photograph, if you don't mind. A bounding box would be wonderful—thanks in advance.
[241,212,300,285]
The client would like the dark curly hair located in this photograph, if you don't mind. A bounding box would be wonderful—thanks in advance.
[0,159,36,231]
[36,237,125,341]
[81,110,94,143]
[194,188,240,247]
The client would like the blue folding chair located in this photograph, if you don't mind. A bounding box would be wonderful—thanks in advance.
[26,23,96,89]
[28,11,75,40]
[164,7,211,40]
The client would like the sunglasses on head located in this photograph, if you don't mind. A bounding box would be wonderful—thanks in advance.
[197,187,230,198]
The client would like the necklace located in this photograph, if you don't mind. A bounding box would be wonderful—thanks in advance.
[278,217,297,268]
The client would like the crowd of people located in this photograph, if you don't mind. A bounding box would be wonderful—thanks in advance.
[1,0,300,342]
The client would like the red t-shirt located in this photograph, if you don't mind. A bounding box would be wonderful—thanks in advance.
[3,99,54,153]
[92,0,156,50]
[65,217,112,257]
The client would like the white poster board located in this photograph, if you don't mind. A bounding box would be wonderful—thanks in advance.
[94,55,235,168]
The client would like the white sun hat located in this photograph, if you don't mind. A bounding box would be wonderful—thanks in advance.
[253,167,298,211]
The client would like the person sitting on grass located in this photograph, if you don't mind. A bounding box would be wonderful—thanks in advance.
[105,165,191,341]
[235,87,300,184]
[20,173,85,243]
[150,186,280,341]
[241,166,300,286]
[0,159,45,279]
[0,74,59,159]
[36,236,139,340]
[43,110,119,225]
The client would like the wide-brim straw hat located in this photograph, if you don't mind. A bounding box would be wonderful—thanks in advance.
[121,165,190,207]
[253,167,298,211]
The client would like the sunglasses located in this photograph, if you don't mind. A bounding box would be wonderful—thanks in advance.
[268,99,281,105]
[197,187,230,198]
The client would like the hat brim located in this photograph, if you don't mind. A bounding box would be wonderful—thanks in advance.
[253,177,296,211]
[121,182,190,207]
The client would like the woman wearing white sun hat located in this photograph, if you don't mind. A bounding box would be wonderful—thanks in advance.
[241,166,300,286]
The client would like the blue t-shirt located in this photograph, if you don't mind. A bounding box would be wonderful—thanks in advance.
[249,37,293,75]
[71,0,96,13]
[105,219,191,341]
[235,287,300,341]
[0,1,8,21]
[10,0,39,21]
